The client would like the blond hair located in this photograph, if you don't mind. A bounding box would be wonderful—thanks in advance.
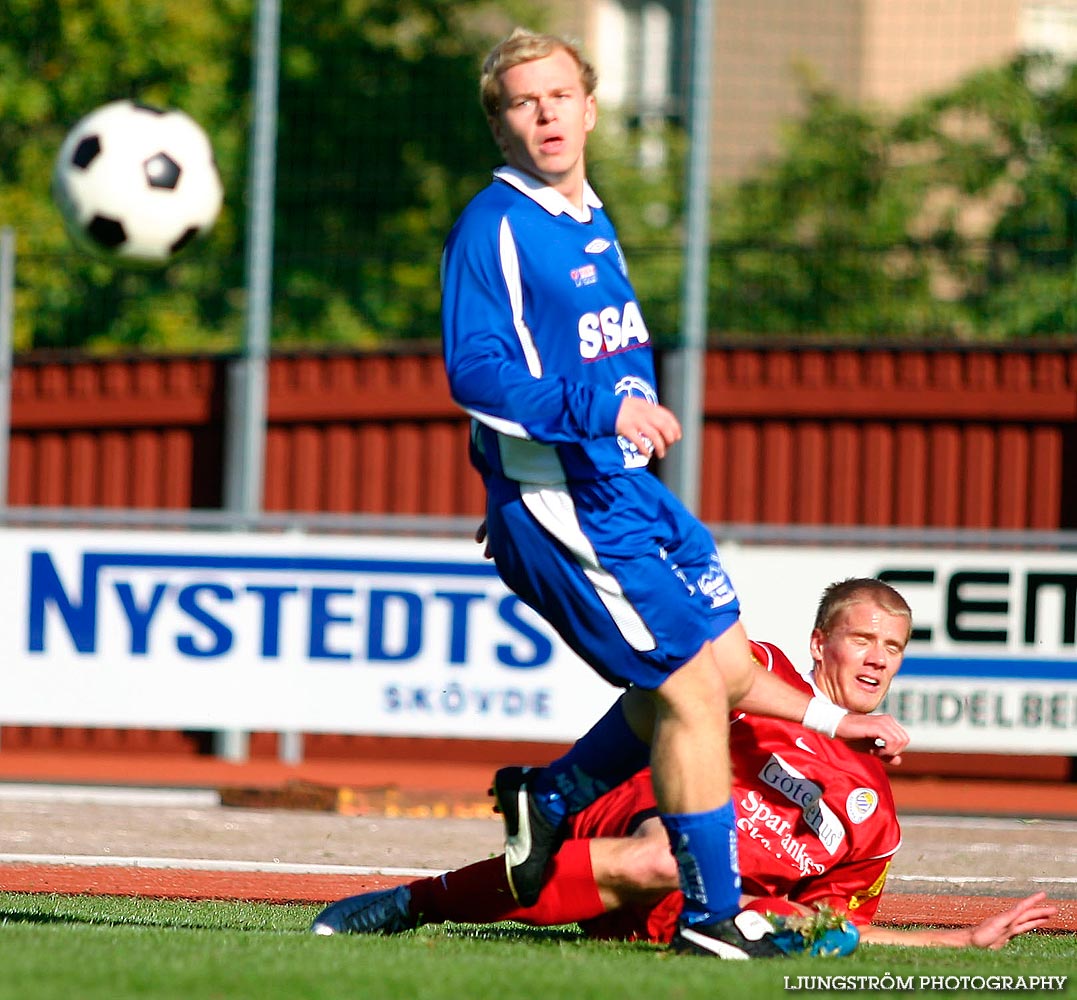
[813,578,913,640]
[479,27,597,119]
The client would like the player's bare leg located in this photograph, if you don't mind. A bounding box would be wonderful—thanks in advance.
[648,625,787,957]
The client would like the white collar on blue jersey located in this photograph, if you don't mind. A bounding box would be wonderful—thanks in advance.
[493,166,603,223]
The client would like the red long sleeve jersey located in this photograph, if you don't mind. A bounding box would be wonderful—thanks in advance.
[571,640,901,942]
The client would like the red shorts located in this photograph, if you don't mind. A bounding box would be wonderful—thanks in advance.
[568,771,681,943]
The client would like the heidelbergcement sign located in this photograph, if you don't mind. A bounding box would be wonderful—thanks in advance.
[724,544,1077,755]
[4,528,1076,752]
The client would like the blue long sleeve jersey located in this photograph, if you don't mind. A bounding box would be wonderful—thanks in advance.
[441,167,658,485]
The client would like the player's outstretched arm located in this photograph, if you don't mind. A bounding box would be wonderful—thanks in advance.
[731,659,911,761]
[859,892,1058,948]
[731,663,906,754]
[732,663,817,727]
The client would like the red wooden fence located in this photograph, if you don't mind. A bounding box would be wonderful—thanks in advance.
[8,344,1077,529]
[695,347,1077,529]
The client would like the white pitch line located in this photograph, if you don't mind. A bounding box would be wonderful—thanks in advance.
[892,874,1077,885]
[900,816,1077,832]
[0,853,443,878]
[3,854,1074,888]
[0,784,220,808]
[891,875,1016,884]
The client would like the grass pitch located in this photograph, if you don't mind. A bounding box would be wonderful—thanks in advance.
[0,893,1072,1000]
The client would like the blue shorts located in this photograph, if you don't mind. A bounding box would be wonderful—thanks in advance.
[485,472,741,690]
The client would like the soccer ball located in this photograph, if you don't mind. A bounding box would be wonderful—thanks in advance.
[52,100,223,267]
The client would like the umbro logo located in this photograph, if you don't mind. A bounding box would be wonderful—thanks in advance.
[584,238,611,253]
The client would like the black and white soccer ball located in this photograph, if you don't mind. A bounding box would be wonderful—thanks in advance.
[52,100,223,267]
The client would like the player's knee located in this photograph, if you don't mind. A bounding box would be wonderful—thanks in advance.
[634,841,679,890]
[656,648,728,720]
[607,839,679,895]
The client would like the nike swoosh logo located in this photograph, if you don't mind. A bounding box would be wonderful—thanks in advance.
[504,785,532,868]
[677,925,752,959]
[795,737,817,755]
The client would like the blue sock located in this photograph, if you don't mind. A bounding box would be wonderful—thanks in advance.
[662,802,742,925]
[530,700,651,821]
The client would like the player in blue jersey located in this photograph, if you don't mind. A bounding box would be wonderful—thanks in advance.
[439,27,908,959]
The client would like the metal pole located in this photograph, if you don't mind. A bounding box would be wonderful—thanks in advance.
[0,226,11,749]
[660,0,714,514]
[0,228,15,516]
[218,0,281,763]
[225,0,279,519]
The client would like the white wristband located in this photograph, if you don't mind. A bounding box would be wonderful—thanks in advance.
[802,696,848,738]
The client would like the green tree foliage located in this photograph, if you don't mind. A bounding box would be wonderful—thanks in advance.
[709,78,939,337]
[5,6,1077,350]
[588,124,687,346]
[707,55,1077,341]
[269,0,541,346]
[907,54,1077,338]
[0,0,538,352]
[1,0,250,351]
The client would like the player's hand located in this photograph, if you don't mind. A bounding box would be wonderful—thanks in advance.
[615,397,682,460]
[966,892,1058,949]
[834,712,910,765]
[474,520,492,559]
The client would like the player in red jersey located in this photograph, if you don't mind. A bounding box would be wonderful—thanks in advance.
[569,636,902,943]
[312,578,1057,948]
